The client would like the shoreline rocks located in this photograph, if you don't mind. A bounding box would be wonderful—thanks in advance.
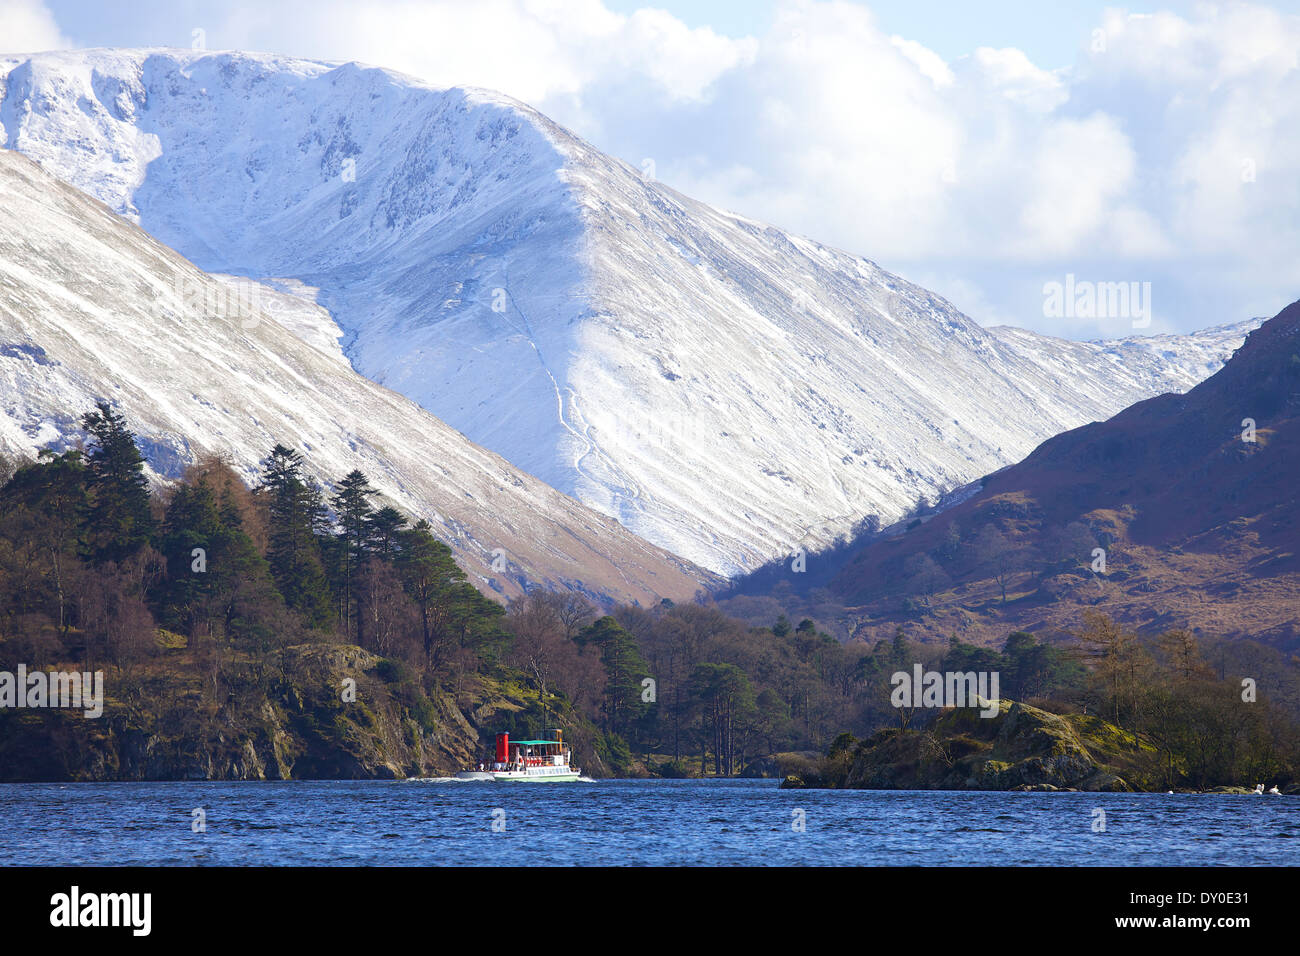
[782,699,1150,792]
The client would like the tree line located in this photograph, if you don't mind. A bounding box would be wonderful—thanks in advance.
[0,404,504,678]
[2,406,1295,787]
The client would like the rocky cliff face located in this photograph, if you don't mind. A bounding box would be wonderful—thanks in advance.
[0,642,602,782]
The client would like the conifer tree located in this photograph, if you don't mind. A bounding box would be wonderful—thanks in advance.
[396,519,459,657]
[81,403,153,563]
[331,469,377,642]
[159,475,275,639]
[368,505,408,561]
[578,615,651,737]
[259,445,331,627]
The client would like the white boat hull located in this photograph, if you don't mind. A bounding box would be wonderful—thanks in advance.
[491,767,582,782]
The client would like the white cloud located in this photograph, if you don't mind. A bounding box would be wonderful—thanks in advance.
[890,35,953,89]
[0,0,70,53]
[961,47,1066,112]
[207,0,753,105]
[1010,113,1137,259]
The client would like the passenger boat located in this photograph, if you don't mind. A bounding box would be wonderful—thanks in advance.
[457,730,581,782]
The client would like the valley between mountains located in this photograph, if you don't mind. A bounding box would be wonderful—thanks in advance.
[1,46,1295,791]
[0,48,1258,576]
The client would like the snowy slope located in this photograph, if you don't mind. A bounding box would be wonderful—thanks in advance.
[0,49,1257,575]
[0,148,717,605]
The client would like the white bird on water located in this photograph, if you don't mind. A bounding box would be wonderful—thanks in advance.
[1269,785,1281,794]
[1253,783,1265,794]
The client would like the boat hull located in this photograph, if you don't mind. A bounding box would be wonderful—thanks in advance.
[491,770,582,782]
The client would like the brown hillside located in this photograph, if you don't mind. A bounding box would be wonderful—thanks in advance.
[832,300,1300,651]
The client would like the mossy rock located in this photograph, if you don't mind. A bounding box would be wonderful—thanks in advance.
[740,751,821,779]
[813,700,1166,793]
[995,703,1092,762]
[154,628,188,650]
[982,759,1012,776]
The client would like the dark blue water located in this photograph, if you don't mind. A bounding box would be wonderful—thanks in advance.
[2,779,1296,865]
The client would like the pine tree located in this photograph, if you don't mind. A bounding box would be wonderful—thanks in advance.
[689,662,755,775]
[81,403,153,563]
[578,616,651,738]
[331,469,377,642]
[396,519,460,658]
[159,474,278,641]
[159,478,223,634]
[367,506,408,561]
[258,445,331,627]
[392,519,506,666]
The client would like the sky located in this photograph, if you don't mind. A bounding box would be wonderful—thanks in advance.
[2,0,1299,338]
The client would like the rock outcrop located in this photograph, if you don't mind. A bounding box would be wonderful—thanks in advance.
[0,641,601,781]
[783,700,1157,792]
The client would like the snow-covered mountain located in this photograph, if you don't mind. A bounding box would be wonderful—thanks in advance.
[0,49,1257,575]
[0,147,717,606]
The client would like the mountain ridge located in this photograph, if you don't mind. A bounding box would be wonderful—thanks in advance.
[0,47,1260,575]
[0,146,720,606]
[828,300,1300,650]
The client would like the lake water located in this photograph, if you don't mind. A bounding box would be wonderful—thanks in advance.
[2,778,1296,866]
